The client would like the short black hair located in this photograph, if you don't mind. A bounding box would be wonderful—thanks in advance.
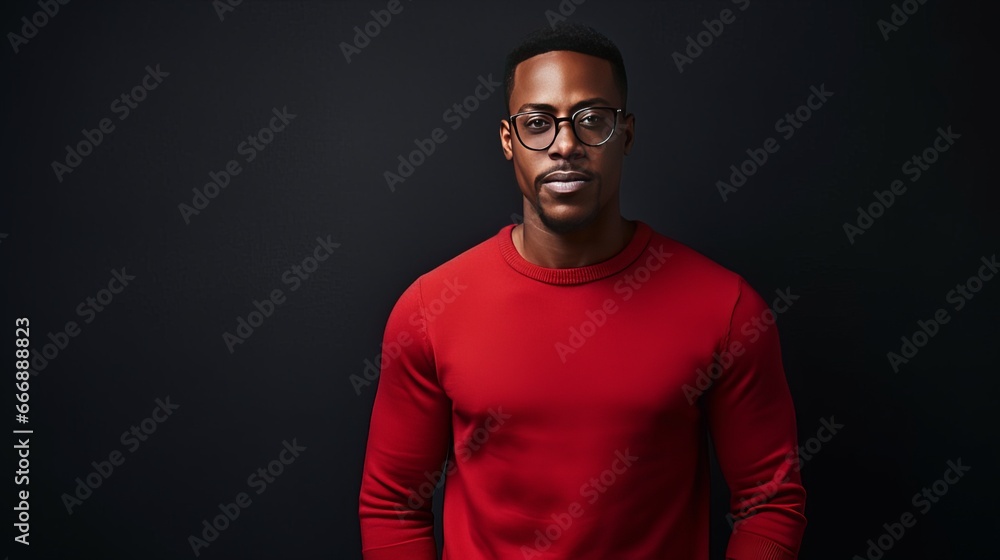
[503,23,628,114]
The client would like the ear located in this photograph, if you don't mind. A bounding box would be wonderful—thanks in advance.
[500,119,514,160]
[621,112,635,155]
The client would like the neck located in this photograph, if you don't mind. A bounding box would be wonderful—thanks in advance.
[513,203,635,269]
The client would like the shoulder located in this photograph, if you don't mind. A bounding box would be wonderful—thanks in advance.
[421,226,506,280]
[642,224,780,338]
[391,225,508,309]
[645,225,747,299]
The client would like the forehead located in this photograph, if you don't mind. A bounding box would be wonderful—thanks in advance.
[510,50,618,112]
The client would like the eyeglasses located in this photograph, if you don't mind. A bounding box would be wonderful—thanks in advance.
[508,106,623,151]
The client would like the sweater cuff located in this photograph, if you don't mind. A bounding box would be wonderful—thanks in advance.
[726,530,797,560]
[362,536,437,560]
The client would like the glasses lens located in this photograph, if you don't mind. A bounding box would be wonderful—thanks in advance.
[514,113,556,150]
[573,108,616,146]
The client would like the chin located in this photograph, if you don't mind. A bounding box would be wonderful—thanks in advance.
[536,206,600,234]
[524,178,605,234]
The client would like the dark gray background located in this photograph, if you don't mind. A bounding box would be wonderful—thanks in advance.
[2,0,995,558]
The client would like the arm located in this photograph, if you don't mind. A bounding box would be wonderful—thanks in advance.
[359,277,452,560]
[705,276,807,559]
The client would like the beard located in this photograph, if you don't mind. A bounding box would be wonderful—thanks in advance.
[530,179,603,235]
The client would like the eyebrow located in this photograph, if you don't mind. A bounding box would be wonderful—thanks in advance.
[515,97,612,114]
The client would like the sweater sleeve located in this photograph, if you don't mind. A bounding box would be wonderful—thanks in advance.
[704,276,807,559]
[359,277,451,560]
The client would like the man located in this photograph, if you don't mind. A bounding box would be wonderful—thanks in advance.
[359,23,806,559]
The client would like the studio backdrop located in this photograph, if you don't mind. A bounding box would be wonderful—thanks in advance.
[2,0,995,558]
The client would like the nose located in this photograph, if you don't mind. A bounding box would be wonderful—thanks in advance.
[548,120,584,158]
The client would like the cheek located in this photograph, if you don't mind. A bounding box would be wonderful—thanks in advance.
[593,158,623,198]
[596,153,624,181]
[512,155,540,193]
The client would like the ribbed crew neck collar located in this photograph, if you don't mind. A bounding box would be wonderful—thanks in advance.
[497,220,652,285]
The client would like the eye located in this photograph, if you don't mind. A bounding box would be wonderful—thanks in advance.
[524,116,551,130]
[577,111,606,127]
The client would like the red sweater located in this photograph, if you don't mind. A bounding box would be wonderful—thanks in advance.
[359,220,807,559]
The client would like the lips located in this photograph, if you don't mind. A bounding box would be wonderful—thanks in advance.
[542,171,592,194]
